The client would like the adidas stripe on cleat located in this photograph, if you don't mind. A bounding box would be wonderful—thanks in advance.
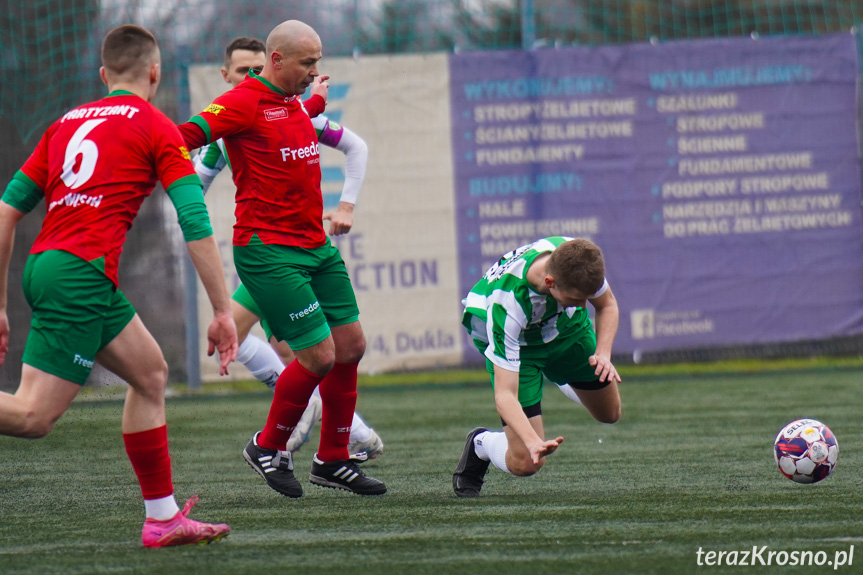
[309,454,387,495]
[243,432,303,498]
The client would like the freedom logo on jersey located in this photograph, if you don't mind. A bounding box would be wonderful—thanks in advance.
[280,141,320,163]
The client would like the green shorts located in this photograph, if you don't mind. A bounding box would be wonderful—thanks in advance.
[233,237,359,350]
[231,283,275,341]
[22,250,136,385]
[475,326,602,408]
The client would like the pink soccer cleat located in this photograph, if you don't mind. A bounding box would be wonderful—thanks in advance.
[141,496,230,548]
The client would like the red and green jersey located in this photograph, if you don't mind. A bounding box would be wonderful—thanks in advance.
[17,90,198,286]
[180,71,327,248]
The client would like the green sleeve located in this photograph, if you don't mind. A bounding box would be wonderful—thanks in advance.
[200,142,225,170]
[165,179,214,242]
[1,171,44,213]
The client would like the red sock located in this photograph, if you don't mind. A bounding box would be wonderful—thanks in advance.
[123,425,173,500]
[258,360,324,450]
[317,361,358,462]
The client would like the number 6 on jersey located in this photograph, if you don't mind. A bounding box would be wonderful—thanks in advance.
[61,119,106,189]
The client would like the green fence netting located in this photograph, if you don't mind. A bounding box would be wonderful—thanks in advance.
[1,0,861,385]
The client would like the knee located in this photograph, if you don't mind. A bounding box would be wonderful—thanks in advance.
[595,405,621,424]
[299,346,336,376]
[152,359,169,391]
[129,358,168,398]
[18,410,59,438]
[337,334,365,364]
[508,456,543,477]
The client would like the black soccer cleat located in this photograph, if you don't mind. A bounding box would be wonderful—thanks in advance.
[453,427,490,498]
[309,454,387,495]
[243,432,303,498]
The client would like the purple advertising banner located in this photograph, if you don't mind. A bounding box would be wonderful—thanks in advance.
[449,33,863,358]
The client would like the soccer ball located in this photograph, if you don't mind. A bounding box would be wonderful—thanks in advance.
[773,419,839,484]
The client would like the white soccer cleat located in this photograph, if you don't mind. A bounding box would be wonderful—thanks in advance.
[285,395,323,453]
[348,428,384,460]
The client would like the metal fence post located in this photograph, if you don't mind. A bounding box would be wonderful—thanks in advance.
[178,44,201,391]
[521,0,536,50]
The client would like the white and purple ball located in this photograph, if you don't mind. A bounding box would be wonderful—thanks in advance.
[774,418,838,484]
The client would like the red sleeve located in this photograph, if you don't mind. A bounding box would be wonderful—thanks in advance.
[19,124,54,189]
[179,122,208,150]
[152,111,197,189]
[303,94,326,118]
[184,89,256,149]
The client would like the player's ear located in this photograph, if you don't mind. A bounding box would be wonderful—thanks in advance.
[99,67,108,87]
[271,51,282,69]
[150,62,161,85]
[220,67,229,83]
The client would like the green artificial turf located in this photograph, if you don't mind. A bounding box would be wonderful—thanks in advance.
[0,368,860,574]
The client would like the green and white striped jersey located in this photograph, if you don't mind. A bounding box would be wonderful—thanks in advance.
[195,138,230,181]
[461,236,607,372]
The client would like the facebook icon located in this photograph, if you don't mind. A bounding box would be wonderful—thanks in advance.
[631,310,655,340]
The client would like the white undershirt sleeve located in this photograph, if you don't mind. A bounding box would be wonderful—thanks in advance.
[193,157,218,196]
[333,127,368,205]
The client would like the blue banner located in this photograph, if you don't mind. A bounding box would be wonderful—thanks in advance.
[449,33,863,357]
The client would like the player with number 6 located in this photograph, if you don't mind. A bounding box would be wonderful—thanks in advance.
[0,24,237,547]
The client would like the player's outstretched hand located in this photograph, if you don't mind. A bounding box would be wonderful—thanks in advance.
[589,353,621,384]
[311,75,330,102]
[207,311,238,376]
[530,436,564,465]
[323,202,354,236]
[0,311,8,366]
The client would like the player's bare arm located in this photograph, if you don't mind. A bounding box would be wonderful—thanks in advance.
[589,286,621,383]
[493,365,563,465]
[185,235,239,374]
[0,202,24,364]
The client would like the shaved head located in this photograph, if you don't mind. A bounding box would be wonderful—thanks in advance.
[260,20,323,96]
[265,20,320,57]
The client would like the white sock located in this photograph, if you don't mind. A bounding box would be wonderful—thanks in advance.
[350,411,372,442]
[237,334,284,389]
[557,383,583,405]
[474,430,511,475]
[144,495,180,521]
